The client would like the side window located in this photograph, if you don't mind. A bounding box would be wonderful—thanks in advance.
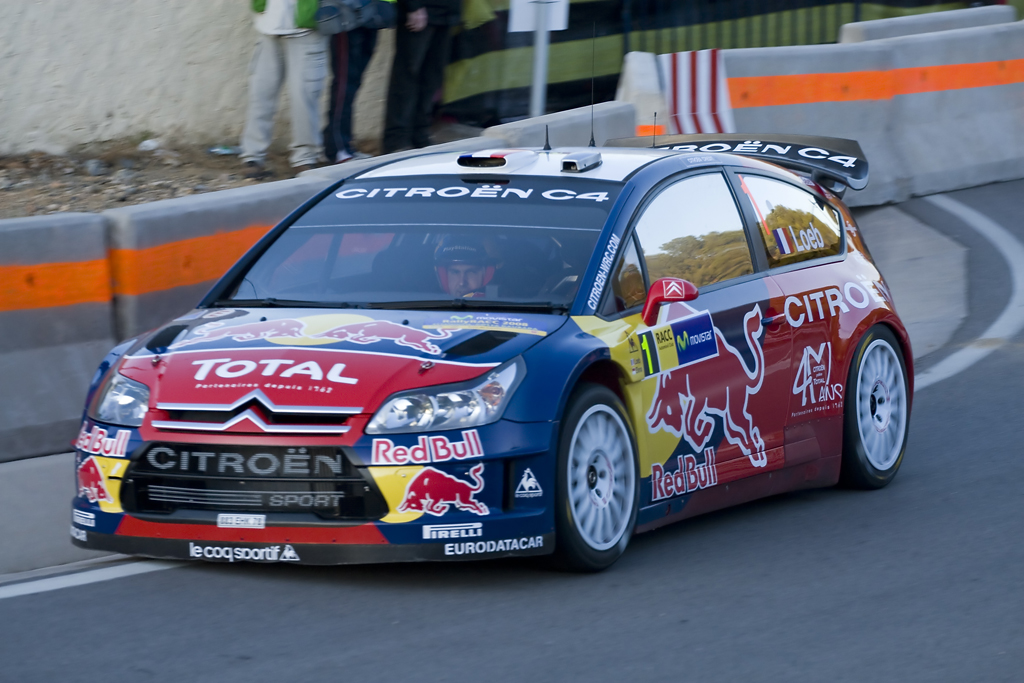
[737,175,843,268]
[633,173,754,288]
[600,234,647,316]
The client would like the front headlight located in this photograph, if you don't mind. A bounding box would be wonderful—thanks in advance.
[88,373,150,427]
[365,358,525,434]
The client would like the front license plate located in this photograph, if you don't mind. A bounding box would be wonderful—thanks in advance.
[217,514,266,529]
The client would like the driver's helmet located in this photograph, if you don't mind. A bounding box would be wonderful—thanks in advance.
[433,235,496,295]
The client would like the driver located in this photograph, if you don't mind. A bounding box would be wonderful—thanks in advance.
[434,236,496,299]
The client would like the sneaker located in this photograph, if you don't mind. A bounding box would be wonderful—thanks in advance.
[242,160,271,180]
[335,150,353,163]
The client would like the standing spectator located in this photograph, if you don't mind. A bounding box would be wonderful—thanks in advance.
[382,0,461,154]
[240,0,327,177]
[323,1,396,164]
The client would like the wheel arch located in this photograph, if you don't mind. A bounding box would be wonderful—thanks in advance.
[843,313,915,412]
[555,355,634,426]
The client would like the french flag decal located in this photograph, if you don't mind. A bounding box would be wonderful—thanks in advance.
[773,227,794,255]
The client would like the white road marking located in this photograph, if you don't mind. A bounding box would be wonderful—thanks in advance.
[916,195,1024,390]
[0,560,180,601]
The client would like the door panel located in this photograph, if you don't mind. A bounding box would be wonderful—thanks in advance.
[625,169,794,511]
[734,173,849,462]
[632,277,790,512]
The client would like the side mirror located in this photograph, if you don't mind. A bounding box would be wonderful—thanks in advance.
[641,277,698,327]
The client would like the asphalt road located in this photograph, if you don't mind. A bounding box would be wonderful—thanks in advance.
[2,183,1023,683]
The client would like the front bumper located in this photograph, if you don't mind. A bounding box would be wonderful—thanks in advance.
[72,525,553,565]
[72,418,557,565]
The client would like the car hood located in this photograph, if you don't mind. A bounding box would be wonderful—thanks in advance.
[118,309,564,429]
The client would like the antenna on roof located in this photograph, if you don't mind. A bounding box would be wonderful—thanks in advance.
[543,124,551,151]
[589,22,596,148]
[651,113,657,148]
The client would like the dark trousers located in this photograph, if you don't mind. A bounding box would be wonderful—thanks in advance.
[382,24,452,153]
[323,27,378,161]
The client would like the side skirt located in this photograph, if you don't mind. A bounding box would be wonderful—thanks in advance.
[635,455,841,534]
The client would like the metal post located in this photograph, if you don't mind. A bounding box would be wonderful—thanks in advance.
[529,0,550,118]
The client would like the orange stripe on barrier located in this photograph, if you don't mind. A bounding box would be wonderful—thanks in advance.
[0,259,111,312]
[894,59,1024,95]
[728,58,1024,108]
[110,225,273,297]
[729,71,892,107]
[636,125,667,136]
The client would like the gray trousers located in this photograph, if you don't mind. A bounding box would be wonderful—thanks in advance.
[240,32,327,168]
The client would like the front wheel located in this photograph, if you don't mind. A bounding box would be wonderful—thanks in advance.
[553,384,639,572]
[841,325,910,489]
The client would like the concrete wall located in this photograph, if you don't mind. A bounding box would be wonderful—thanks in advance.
[839,5,1016,42]
[617,19,1024,207]
[0,214,116,461]
[0,1,395,155]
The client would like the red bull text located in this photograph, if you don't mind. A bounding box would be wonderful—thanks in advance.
[651,448,719,501]
[372,430,484,465]
[75,423,131,458]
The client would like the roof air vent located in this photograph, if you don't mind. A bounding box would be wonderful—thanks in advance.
[561,151,602,173]
[457,150,537,171]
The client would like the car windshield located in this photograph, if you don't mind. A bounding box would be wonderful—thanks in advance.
[223,176,619,311]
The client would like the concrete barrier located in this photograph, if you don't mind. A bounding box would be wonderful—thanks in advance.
[0,213,115,462]
[614,52,666,134]
[839,5,1016,43]
[887,21,1024,198]
[724,41,910,206]
[103,176,332,340]
[615,18,1024,206]
[483,102,636,148]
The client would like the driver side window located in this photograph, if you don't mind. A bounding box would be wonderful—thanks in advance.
[634,172,754,288]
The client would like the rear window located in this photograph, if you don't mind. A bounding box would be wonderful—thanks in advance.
[737,174,843,268]
[226,176,621,308]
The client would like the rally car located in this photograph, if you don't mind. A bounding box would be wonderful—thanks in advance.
[72,134,911,571]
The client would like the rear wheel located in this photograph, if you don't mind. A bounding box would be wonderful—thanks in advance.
[841,325,910,489]
[553,384,638,572]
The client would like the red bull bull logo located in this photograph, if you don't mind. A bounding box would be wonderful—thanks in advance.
[173,319,307,347]
[77,456,113,504]
[397,464,489,516]
[172,318,453,355]
[313,320,452,355]
[646,304,767,468]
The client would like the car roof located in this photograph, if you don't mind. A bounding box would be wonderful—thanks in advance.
[351,146,831,198]
[355,147,675,183]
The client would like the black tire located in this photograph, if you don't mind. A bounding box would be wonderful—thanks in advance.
[553,383,639,572]
[840,325,910,489]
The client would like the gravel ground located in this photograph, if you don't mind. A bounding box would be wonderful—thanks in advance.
[0,139,297,220]
[0,122,481,221]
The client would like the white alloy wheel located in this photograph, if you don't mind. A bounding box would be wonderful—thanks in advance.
[855,339,908,471]
[566,404,636,551]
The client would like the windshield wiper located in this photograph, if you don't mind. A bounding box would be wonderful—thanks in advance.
[366,299,570,314]
[211,298,365,309]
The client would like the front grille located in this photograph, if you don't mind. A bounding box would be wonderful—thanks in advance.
[121,444,387,521]
[161,408,351,429]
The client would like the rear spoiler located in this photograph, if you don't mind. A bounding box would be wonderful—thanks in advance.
[606,133,868,194]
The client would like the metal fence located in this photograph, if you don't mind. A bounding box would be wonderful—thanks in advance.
[443,1,1002,125]
[621,1,1003,54]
